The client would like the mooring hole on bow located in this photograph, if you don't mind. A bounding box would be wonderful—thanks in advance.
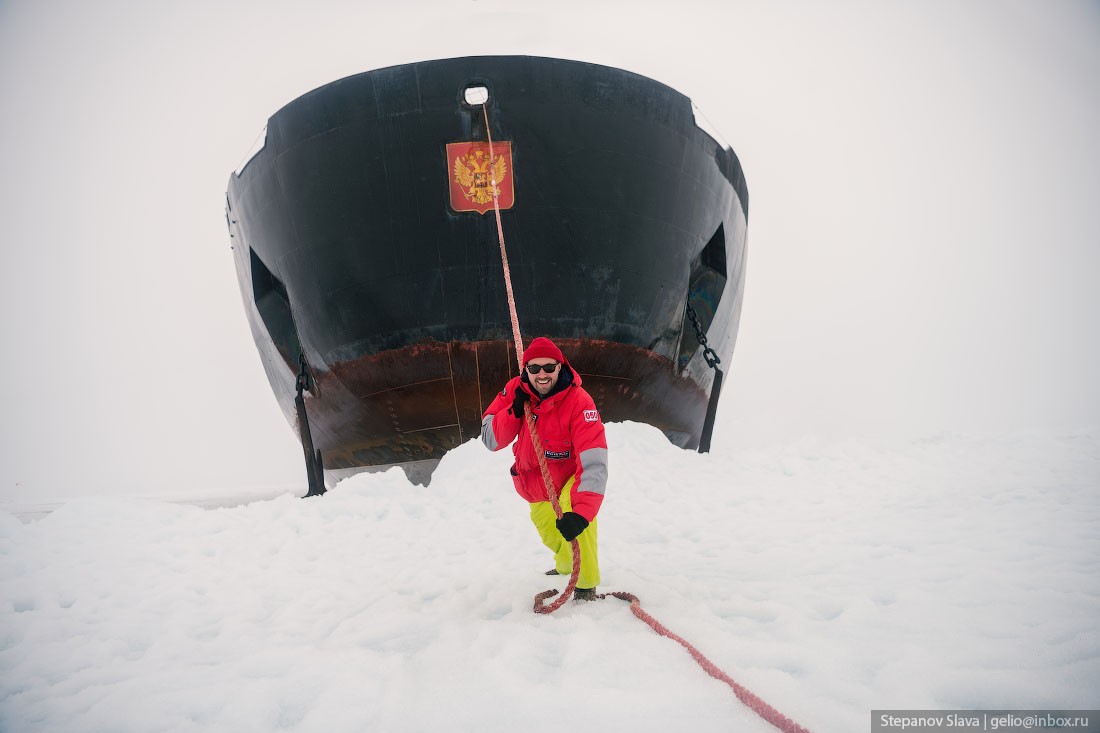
[464,85,489,105]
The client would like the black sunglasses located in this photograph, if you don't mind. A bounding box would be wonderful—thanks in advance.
[525,362,560,375]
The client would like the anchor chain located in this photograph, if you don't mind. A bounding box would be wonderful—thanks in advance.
[686,302,721,369]
[686,302,723,453]
[296,353,311,395]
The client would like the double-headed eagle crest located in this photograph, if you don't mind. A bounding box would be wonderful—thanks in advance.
[446,141,514,214]
[454,148,507,205]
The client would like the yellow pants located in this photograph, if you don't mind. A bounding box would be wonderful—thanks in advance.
[529,476,600,589]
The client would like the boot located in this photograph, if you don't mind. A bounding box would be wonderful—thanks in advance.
[573,587,598,602]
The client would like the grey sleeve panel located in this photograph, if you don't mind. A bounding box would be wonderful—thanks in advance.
[578,447,608,495]
[481,414,498,451]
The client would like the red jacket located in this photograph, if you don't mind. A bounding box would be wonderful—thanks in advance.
[480,362,608,521]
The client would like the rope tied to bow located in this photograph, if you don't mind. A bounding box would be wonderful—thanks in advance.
[481,103,580,614]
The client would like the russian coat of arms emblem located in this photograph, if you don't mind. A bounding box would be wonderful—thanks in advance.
[446,141,514,214]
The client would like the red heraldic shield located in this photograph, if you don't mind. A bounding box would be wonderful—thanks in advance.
[447,141,515,214]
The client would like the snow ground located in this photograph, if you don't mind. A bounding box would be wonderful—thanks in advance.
[1,422,1098,732]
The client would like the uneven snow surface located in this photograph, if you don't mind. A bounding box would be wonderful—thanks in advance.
[2,423,1098,732]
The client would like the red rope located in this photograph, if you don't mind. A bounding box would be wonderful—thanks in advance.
[481,103,581,614]
[604,592,812,733]
[482,105,524,364]
[479,100,808,732]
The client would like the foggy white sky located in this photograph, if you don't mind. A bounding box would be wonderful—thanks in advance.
[1,0,1098,502]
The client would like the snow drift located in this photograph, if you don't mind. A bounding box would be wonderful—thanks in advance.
[2,422,1098,732]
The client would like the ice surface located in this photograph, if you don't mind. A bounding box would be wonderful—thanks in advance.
[1,423,1098,732]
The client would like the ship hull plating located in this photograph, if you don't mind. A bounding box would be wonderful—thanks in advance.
[225,56,749,484]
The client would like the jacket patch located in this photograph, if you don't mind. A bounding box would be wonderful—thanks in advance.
[545,449,571,460]
[583,409,600,422]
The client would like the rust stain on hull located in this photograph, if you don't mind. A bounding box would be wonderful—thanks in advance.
[288,339,707,474]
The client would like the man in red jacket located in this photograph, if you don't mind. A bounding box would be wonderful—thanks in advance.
[480,337,608,600]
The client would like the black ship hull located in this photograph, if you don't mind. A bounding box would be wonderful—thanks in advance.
[225,56,748,486]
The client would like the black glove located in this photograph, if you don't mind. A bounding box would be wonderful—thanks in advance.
[511,387,530,418]
[556,512,589,542]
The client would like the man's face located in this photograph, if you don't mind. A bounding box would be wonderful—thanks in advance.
[526,357,561,395]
